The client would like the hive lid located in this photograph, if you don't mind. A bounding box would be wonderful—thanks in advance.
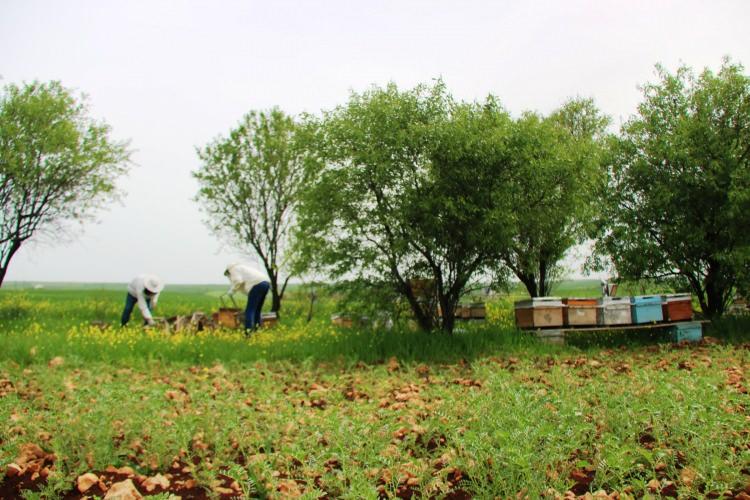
[515,297,563,308]
[631,295,663,304]
[663,293,692,301]
[564,297,599,303]
[598,296,630,305]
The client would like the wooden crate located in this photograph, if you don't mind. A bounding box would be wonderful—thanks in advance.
[563,298,598,326]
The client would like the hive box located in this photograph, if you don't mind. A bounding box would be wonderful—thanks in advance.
[215,308,241,328]
[631,295,664,324]
[662,293,693,322]
[597,297,632,325]
[563,298,598,326]
[331,314,354,327]
[260,312,278,328]
[669,321,702,342]
[514,298,564,328]
[469,302,486,319]
[454,305,465,318]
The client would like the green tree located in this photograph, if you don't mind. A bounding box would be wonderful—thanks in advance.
[594,60,750,317]
[500,99,609,297]
[194,108,310,315]
[0,81,130,286]
[295,82,515,332]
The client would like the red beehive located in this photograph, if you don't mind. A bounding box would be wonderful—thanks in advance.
[662,294,693,322]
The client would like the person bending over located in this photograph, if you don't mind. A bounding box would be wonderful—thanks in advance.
[224,263,270,334]
[121,274,164,326]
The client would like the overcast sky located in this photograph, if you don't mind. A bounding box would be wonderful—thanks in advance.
[2,0,749,285]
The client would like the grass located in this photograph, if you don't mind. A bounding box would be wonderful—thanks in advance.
[1,282,750,498]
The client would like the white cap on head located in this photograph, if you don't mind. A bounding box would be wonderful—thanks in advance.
[144,276,164,294]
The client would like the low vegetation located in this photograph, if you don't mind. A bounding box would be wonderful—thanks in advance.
[1,285,750,498]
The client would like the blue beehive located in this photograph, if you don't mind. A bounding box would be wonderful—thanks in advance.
[630,295,663,323]
[669,321,703,342]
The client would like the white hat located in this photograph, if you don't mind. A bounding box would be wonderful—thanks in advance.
[144,276,164,294]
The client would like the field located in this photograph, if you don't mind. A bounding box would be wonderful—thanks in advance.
[2,283,750,499]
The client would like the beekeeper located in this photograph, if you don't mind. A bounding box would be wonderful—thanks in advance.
[601,278,617,297]
[223,263,270,333]
[121,274,164,326]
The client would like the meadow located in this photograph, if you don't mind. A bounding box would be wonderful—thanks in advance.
[1,282,750,499]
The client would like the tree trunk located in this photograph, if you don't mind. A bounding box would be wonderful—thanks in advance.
[538,260,549,297]
[0,265,8,288]
[0,239,23,288]
[411,301,435,331]
[687,261,732,319]
[271,289,282,316]
[441,310,455,333]
[402,283,434,331]
[265,272,282,319]
[519,273,539,298]
[306,288,317,323]
[703,261,729,319]
[439,294,458,333]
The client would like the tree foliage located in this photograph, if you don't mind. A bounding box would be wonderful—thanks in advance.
[0,81,130,286]
[295,82,516,332]
[594,60,750,317]
[500,99,609,297]
[194,108,310,314]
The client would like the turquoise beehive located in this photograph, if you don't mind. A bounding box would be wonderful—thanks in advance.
[630,295,663,323]
[669,321,702,342]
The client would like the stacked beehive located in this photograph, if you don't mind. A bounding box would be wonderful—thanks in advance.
[514,293,699,340]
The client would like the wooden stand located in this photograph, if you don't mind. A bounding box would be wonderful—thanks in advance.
[530,320,709,345]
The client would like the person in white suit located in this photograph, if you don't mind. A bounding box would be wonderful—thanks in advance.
[224,263,270,333]
[121,274,164,326]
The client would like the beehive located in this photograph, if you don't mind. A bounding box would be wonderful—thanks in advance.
[597,297,632,325]
[669,321,702,342]
[514,297,564,328]
[662,293,693,322]
[331,315,353,327]
[454,305,464,318]
[469,302,486,319]
[631,295,664,324]
[216,308,241,328]
[563,298,598,326]
[260,312,278,328]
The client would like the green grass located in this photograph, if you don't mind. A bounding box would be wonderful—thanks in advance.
[2,283,750,498]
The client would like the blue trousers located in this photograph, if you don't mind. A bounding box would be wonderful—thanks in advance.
[121,293,152,326]
[245,281,270,330]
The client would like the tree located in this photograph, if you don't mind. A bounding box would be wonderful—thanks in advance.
[194,108,310,315]
[295,82,515,332]
[0,81,130,286]
[500,99,609,297]
[594,60,750,318]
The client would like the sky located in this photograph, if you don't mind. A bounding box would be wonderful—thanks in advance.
[1,0,749,285]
